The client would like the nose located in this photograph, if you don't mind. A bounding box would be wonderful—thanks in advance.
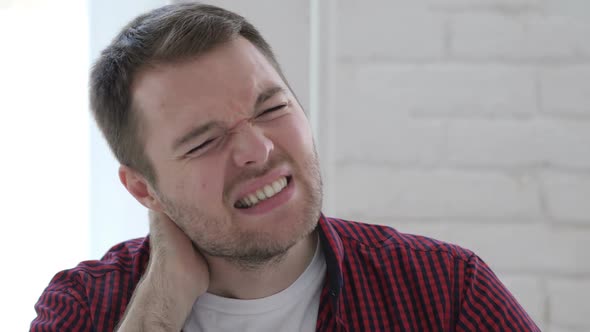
[231,121,274,167]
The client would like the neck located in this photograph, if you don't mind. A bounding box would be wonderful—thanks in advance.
[204,230,318,299]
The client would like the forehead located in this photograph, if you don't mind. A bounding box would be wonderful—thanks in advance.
[133,37,282,114]
[131,37,286,148]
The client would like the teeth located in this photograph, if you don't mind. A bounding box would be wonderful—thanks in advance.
[248,194,258,205]
[263,185,275,198]
[236,176,289,208]
[272,181,282,192]
[256,190,265,200]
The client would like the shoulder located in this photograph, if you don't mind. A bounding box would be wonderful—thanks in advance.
[46,237,150,293]
[324,216,474,262]
[320,217,540,330]
[32,238,150,330]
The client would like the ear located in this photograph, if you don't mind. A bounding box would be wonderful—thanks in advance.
[119,165,164,211]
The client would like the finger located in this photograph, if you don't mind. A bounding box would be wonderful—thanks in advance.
[148,210,191,249]
[148,210,176,246]
[149,210,175,234]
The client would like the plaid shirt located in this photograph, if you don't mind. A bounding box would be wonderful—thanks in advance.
[32,215,539,331]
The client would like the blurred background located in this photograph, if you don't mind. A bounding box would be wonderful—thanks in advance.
[1,0,588,330]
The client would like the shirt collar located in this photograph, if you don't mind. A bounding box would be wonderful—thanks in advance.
[317,214,346,325]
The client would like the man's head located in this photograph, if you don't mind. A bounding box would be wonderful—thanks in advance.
[91,3,287,183]
[91,3,322,266]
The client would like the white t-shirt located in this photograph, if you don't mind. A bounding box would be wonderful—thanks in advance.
[183,239,326,332]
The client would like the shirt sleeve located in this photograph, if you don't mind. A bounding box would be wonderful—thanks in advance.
[30,275,93,332]
[456,254,540,331]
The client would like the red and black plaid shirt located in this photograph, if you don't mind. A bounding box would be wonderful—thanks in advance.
[32,215,539,331]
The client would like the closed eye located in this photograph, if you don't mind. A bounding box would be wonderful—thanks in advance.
[187,137,216,155]
[257,103,288,119]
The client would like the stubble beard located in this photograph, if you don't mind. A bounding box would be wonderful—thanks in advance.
[157,147,323,270]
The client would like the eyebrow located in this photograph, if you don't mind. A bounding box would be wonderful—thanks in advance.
[172,121,220,151]
[255,86,285,107]
[171,86,287,152]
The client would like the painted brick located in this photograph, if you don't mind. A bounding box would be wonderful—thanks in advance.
[336,116,588,169]
[342,64,536,116]
[540,0,590,23]
[386,222,590,275]
[540,171,590,224]
[335,2,445,59]
[547,326,589,332]
[446,119,538,167]
[429,0,540,8]
[445,118,590,168]
[537,118,590,169]
[334,117,446,165]
[548,279,590,328]
[547,327,589,332]
[450,13,590,59]
[325,1,590,328]
[540,66,590,115]
[334,166,543,220]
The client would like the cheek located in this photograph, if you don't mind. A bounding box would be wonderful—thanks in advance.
[278,113,314,152]
[164,160,225,202]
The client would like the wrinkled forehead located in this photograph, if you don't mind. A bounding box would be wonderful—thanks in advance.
[134,39,280,104]
[130,37,289,149]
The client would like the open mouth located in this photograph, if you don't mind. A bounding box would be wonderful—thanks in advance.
[234,176,292,209]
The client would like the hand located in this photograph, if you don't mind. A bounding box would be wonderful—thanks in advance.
[116,211,209,331]
[147,210,210,303]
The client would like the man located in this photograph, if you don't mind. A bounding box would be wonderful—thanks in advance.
[32,3,539,331]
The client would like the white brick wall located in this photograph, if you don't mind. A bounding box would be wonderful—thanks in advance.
[548,280,590,330]
[430,0,540,8]
[540,171,590,224]
[336,64,537,116]
[336,2,446,59]
[335,166,543,220]
[538,119,590,168]
[450,14,590,59]
[446,118,590,168]
[540,66,590,115]
[320,0,590,329]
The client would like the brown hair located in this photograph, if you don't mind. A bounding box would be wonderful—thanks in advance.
[90,2,286,184]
